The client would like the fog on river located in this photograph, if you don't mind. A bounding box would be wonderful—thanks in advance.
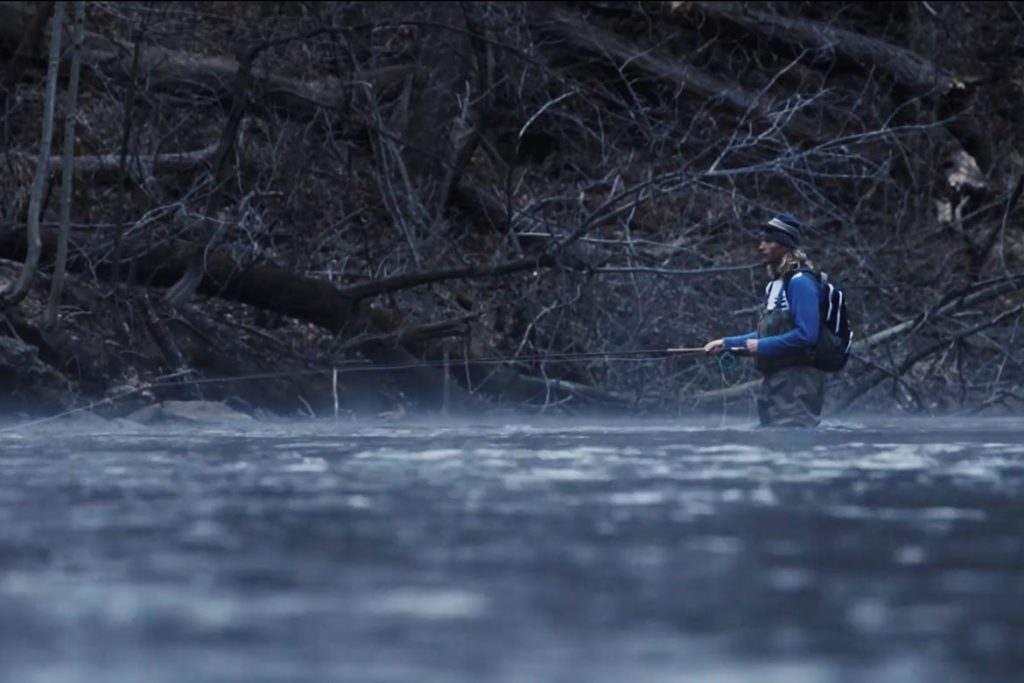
[0,415,1022,682]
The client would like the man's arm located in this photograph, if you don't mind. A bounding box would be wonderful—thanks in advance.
[704,331,755,354]
[723,331,756,348]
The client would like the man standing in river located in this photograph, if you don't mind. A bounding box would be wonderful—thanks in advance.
[704,213,825,428]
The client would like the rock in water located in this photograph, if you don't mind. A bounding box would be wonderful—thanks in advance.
[127,400,255,425]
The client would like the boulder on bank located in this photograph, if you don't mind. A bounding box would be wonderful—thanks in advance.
[0,334,67,410]
[126,400,255,425]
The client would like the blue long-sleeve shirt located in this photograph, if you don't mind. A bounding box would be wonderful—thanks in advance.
[724,271,820,361]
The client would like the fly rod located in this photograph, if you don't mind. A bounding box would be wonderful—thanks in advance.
[130,346,752,389]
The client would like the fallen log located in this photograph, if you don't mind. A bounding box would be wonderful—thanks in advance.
[530,4,819,142]
[696,2,966,94]
[536,5,760,112]
[693,1,968,94]
[0,225,631,412]
[127,244,630,412]
[46,142,219,180]
[0,2,411,118]
[0,225,479,408]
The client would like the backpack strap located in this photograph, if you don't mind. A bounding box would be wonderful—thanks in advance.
[782,267,820,301]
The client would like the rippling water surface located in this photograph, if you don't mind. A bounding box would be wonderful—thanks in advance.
[1,416,1022,682]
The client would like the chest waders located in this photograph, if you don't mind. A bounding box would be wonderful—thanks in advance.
[754,305,825,428]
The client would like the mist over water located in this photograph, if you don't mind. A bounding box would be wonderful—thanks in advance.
[1,416,1022,682]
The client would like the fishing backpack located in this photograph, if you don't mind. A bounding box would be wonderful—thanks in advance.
[785,270,853,372]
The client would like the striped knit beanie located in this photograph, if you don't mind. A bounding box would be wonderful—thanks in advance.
[760,213,801,249]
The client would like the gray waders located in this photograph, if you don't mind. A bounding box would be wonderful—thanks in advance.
[755,307,825,428]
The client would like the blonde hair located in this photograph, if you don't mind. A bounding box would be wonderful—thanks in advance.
[769,249,814,279]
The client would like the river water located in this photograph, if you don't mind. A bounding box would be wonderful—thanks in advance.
[0,415,1022,682]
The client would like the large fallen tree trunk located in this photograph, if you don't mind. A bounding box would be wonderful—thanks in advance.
[140,244,634,411]
[0,225,636,411]
[693,1,967,94]
[537,5,761,112]
[46,142,219,180]
[530,4,820,143]
[0,2,411,119]
[133,242,633,411]
[0,224,480,409]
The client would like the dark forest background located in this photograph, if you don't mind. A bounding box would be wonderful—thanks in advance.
[0,1,1022,419]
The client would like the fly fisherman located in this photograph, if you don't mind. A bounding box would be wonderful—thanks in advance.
[704,214,825,428]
